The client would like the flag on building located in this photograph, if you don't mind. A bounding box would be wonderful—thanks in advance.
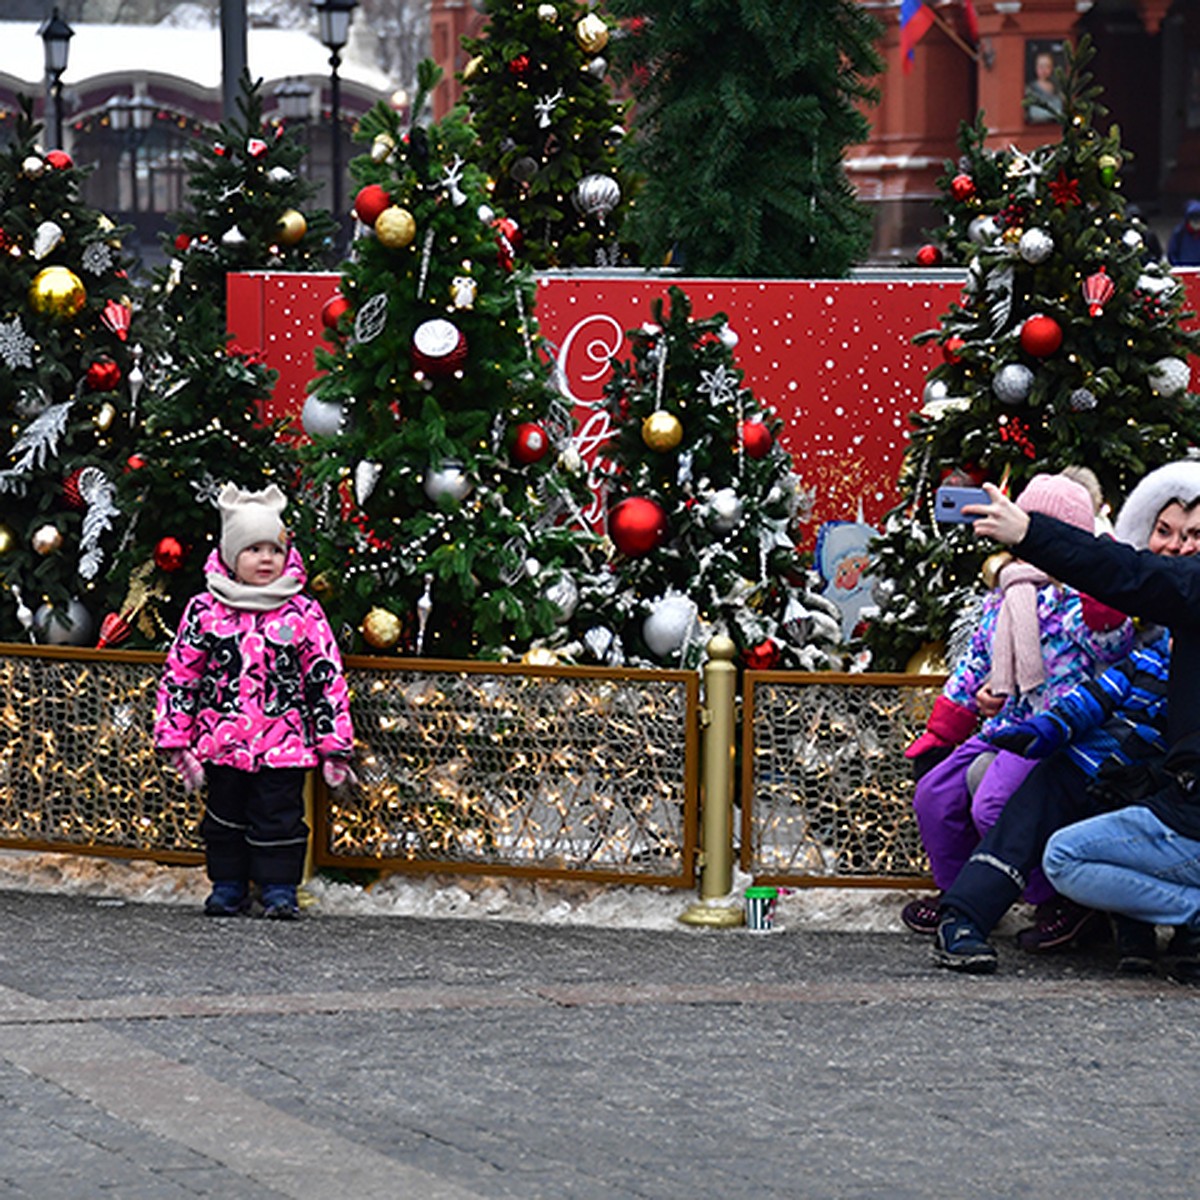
[900,0,935,73]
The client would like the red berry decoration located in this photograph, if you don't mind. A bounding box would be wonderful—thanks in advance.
[609,497,667,557]
[45,150,72,170]
[321,293,351,331]
[950,173,976,202]
[739,419,773,460]
[742,638,781,670]
[1019,314,1063,358]
[354,183,392,226]
[512,422,550,465]
[915,243,943,267]
[154,536,186,572]
[943,336,966,364]
[508,54,531,77]
[85,357,122,392]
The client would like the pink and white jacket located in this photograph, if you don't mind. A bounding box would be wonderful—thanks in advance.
[154,546,354,771]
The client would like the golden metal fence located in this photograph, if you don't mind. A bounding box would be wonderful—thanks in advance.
[741,671,942,886]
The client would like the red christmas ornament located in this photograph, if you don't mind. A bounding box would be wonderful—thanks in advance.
[85,357,122,392]
[1082,268,1115,317]
[96,611,132,649]
[174,233,192,252]
[508,54,531,77]
[512,422,550,465]
[950,173,976,202]
[45,150,72,170]
[492,216,522,272]
[100,299,131,342]
[411,319,468,378]
[609,497,667,557]
[915,243,943,267]
[62,468,85,510]
[246,137,268,158]
[742,639,781,670]
[1019,314,1063,358]
[354,184,392,226]
[154,536,186,572]
[213,142,227,156]
[125,455,146,472]
[321,293,351,330]
[1048,169,1081,208]
[739,419,773,459]
[943,336,966,364]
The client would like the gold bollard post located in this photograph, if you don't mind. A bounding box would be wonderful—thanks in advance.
[680,635,745,927]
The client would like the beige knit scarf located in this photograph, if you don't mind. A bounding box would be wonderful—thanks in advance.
[206,572,304,613]
[987,560,1052,698]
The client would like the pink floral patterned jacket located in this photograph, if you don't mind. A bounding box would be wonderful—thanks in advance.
[154,547,354,771]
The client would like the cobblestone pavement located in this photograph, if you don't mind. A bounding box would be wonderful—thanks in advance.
[1,889,1199,1198]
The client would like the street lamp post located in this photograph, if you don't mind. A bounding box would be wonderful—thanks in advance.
[38,8,74,150]
[107,93,155,219]
[313,0,357,242]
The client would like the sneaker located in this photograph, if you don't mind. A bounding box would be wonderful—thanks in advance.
[1015,896,1098,952]
[932,913,998,974]
[204,882,249,918]
[901,893,943,936]
[260,884,300,921]
[1164,925,1200,983]
[1112,915,1157,976]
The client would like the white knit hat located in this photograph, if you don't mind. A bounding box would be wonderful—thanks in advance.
[1113,461,1200,549]
[1015,473,1094,532]
[217,482,288,569]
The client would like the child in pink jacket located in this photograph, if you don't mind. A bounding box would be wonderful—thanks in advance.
[155,483,354,919]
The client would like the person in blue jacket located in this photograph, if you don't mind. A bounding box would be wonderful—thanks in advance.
[1166,199,1200,266]
[962,474,1200,983]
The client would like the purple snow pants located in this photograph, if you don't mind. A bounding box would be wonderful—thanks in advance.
[912,735,1054,904]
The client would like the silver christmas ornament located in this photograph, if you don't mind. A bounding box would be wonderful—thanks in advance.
[221,225,247,247]
[301,394,345,437]
[423,461,473,504]
[33,599,93,646]
[354,460,382,504]
[267,166,295,183]
[968,215,999,245]
[642,593,698,658]
[993,363,1034,404]
[31,523,64,555]
[32,220,64,260]
[585,57,607,78]
[573,174,621,224]
[544,573,579,623]
[709,487,744,533]
[1068,387,1098,412]
[1017,227,1054,264]
[1149,356,1190,397]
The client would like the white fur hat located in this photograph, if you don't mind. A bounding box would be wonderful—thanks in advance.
[217,482,288,569]
[1113,461,1200,549]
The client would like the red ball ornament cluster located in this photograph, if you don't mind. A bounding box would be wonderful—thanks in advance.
[354,184,392,227]
[949,173,976,202]
[154,537,186,572]
[609,497,667,557]
[1019,314,1063,358]
[739,419,773,460]
[45,150,72,170]
[321,293,351,331]
[85,357,122,392]
[942,336,966,364]
[915,244,943,267]
[742,639,780,670]
[511,422,550,465]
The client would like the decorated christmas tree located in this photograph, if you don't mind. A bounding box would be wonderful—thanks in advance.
[459,0,631,268]
[164,72,338,299]
[864,39,1200,671]
[0,101,145,646]
[296,62,598,659]
[605,0,882,276]
[99,75,319,647]
[563,286,841,670]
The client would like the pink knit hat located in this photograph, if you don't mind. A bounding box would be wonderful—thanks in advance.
[1015,473,1094,532]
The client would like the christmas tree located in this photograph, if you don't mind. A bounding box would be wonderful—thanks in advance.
[459,0,631,268]
[99,75,321,647]
[563,286,841,671]
[864,39,1200,671]
[163,72,338,299]
[296,62,599,659]
[0,100,145,646]
[604,0,882,276]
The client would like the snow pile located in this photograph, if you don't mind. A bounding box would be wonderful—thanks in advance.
[0,850,917,932]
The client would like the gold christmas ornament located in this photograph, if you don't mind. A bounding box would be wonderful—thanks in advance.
[0,524,14,555]
[576,13,609,54]
[537,3,558,19]
[462,55,484,81]
[375,205,416,249]
[97,214,121,248]
[95,401,116,431]
[311,571,336,599]
[370,133,396,163]
[31,523,64,556]
[522,646,559,666]
[276,209,307,246]
[905,641,948,676]
[29,266,86,321]
[362,606,402,650]
[642,410,683,452]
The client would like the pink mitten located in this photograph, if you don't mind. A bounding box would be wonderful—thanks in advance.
[322,759,357,790]
[904,695,978,759]
[169,749,205,793]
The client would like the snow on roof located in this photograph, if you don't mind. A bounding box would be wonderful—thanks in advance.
[0,21,394,99]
